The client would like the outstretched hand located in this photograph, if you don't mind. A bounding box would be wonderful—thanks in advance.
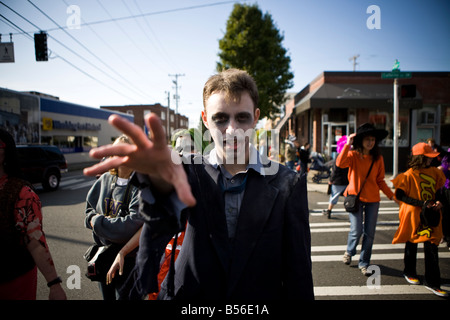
[83,114,196,207]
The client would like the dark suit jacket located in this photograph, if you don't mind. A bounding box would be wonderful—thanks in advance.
[131,155,314,300]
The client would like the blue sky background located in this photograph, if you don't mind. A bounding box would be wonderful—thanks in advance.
[1,0,449,128]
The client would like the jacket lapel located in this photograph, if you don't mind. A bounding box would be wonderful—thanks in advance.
[227,171,279,295]
[193,163,231,273]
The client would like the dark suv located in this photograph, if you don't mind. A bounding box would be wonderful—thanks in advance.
[16,145,68,191]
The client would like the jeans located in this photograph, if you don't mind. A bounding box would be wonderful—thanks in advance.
[346,201,380,268]
[285,160,295,171]
[404,241,441,288]
[329,184,347,205]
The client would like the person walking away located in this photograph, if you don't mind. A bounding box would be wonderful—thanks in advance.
[84,135,143,300]
[323,136,349,219]
[391,142,447,297]
[284,135,298,171]
[0,129,66,300]
[337,123,396,276]
[299,142,311,176]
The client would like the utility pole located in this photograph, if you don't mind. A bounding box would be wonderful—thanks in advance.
[169,73,185,127]
[381,60,411,179]
[349,54,360,72]
[165,91,170,142]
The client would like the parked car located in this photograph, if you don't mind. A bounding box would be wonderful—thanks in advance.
[16,145,68,191]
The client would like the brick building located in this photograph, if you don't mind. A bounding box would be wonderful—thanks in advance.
[275,71,450,173]
[101,104,189,143]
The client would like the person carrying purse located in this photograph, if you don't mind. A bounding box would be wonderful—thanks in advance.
[336,123,396,276]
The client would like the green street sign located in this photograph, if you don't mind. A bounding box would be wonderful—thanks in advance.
[381,71,412,79]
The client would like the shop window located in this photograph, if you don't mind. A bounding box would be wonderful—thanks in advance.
[83,136,98,151]
[53,135,82,153]
[369,109,409,147]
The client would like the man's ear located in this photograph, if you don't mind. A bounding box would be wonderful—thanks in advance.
[201,110,209,129]
[253,108,260,126]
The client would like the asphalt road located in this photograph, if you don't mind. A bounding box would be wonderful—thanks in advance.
[33,170,450,301]
[308,187,450,300]
[35,171,101,300]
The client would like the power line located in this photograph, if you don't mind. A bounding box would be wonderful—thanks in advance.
[4,1,239,36]
[0,10,139,103]
[131,0,181,72]
[60,0,151,85]
[26,0,154,102]
[94,0,165,74]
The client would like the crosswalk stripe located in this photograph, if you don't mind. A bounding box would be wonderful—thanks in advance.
[59,178,85,187]
[312,243,405,252]
[314,284,450,296]
[312,252,450,262]
[310,210,398,216]
[311,226,398,233]
[316,200,396,205]
[67,180,95,190]
[310,221,399,227]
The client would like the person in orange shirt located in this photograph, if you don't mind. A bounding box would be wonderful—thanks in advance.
[391,142,447,297]
[337,123,396,276]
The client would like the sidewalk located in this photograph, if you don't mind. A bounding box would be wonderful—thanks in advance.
[306,170,395,199]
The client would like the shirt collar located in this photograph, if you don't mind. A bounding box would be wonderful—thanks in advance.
[205,143,266,176]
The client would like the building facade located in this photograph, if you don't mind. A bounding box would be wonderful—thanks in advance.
[276,71,450,173]
[1,87,133,166]
[101,104,189,143]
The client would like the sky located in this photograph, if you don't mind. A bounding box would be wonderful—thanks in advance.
[1,0,449,129]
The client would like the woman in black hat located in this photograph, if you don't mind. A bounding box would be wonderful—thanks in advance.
[336,123,397,276]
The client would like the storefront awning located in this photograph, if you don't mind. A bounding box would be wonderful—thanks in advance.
[295,83,422,115]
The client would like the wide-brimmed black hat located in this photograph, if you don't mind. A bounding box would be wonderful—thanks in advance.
[353,123,388,147]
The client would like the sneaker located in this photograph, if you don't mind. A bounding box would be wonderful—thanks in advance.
[424,286,449,297]
[403,274,420,285]
[360,266,371,276]
[342,252,351,265]
[322,209,331,219]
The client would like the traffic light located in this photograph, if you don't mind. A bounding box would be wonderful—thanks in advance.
[400,84,416,98]
[34,32,48,61]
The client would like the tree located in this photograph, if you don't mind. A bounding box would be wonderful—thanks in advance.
[217,3,294,119]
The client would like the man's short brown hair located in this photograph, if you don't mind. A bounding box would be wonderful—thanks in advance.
[203,68,259,110]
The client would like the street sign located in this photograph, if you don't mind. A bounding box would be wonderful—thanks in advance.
[0,42,15,63]
[381,70,412,79]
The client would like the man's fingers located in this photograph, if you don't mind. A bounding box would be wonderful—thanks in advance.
[145,113,167,147]
[89,143,136,159]
[170,166,196,207]
[109,114,151,149]
[83,156,126,176]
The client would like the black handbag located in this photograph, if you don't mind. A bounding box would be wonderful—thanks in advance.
[84,243,123,282]
[344,159,375,213]
[420,201,441,227]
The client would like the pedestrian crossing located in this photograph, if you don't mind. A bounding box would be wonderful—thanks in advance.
[60,176,95,190]
[310,199,450,299]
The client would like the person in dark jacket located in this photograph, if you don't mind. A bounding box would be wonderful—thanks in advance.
[84,69,314,300]
[323,136,349,219]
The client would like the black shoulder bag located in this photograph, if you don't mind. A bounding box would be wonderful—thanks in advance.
[344,159,375,213]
